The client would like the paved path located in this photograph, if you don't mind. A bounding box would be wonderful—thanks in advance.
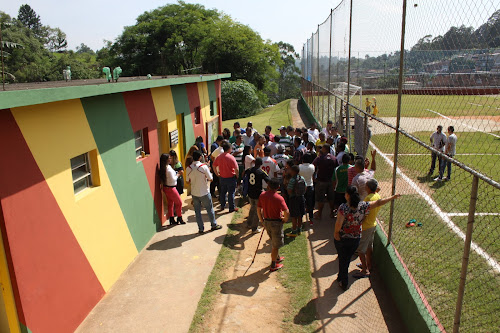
[291,100,406,332]
[76,201,235,333]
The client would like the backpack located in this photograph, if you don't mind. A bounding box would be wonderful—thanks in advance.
[294,175,306,196]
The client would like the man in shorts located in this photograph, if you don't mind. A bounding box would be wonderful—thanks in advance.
[257,179,290,272]
[313,144,338,219]
[355,178,381,278]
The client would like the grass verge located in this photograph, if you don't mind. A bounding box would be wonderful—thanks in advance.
[222,99,293,133]
[278,223,318,332]
[188,204,243,333]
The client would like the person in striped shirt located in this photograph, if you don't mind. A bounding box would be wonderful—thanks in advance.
[232,135,245,182]
[278,126,292,149]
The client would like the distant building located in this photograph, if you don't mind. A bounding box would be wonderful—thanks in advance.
[0,74,229,333]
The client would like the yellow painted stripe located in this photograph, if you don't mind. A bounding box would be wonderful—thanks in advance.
[0,226,21,333]
[197,82,217,123]
[11,100,138,291]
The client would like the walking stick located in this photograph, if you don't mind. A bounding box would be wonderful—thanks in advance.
[243,227,265,276]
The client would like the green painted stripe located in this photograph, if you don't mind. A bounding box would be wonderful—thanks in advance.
[207,81,218,116]
[20,323,32,333]
[81,93,159,251]
[0,74,231,110]
[171,85,196,151]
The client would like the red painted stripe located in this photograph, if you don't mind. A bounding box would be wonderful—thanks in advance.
[185,83,205,140]
[377,222,446,333]
[0,110,105,333]
[122,90,163,224]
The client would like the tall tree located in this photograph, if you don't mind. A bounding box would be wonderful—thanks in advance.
[275,42,300,102]
[17,4,42,36]
[45,27,67,52]
[76,43,94,54]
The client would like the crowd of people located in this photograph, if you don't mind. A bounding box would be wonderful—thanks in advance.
[158,120,401,291]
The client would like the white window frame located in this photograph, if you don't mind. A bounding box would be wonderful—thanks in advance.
[71,153,92,195]
[134,130,144,159]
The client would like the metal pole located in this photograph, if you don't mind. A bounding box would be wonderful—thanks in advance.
[364,113,368,158]
[327,9,333,125]
[317,26,320,124]
[346,0,353,145]
[311,33,315,118]
[453,176,479,333]
[387,0,407,245]
[1,24,5,91]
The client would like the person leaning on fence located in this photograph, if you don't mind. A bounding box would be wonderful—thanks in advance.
[186,151,222,234]
[437,126,457,182]
[355,178,381,278]
[428,125,447,178]
[159,153,185,226]
[257,178,289,272]
[244,158,270,233]
[286,165,306,237]
[334,185,400,291]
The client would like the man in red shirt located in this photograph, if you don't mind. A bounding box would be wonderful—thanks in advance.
[257,178,290,271]
[213,142,239,212]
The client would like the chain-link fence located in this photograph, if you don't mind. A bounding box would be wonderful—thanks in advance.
[301,1,500,332]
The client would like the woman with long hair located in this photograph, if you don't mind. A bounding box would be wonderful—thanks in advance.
[222,128,231,140]
[334,185,399,290]
[159,153,185,225]
[185,145,199,168]
[169,150,184,195]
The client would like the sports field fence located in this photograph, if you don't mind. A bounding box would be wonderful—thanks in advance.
[301,1,500,332]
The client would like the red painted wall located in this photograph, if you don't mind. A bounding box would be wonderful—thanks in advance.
[185,83,206,140]
[214,80,223,134]
[0,110,105,333]
[122,90,164,225]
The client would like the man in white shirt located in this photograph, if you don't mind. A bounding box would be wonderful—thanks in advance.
[186,151,222,234]
[437,126,457,181]
[242,127,254,146]
[261,147,280,188]
[322,120,334,137]
[351,150,377,200]
[299,152,316,221]
[428,125,447,178]
[308,123,320,142]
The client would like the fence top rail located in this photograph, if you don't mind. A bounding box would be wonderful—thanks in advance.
[301,77,500,191]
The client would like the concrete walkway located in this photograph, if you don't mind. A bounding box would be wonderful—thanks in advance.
[291,100,406,332]
[76,201,235,333]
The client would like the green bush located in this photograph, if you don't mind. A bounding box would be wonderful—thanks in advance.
[221,79,261,120]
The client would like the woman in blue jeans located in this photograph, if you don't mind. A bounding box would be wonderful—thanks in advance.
[334,185,400,290]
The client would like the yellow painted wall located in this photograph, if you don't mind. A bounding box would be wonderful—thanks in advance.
[0,225,20,333]
[11,100,138,291]
[197,82,218,124]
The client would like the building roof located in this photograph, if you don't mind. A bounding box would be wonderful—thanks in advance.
[0,74,231,110]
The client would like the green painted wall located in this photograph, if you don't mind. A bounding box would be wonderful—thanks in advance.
[373,226,442,333]
[207,81,218,116]
[171,85,196,150]
[299,94,321,128]
[81,94,159,251]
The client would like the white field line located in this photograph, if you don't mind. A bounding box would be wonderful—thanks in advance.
[370,141,500,273]
[425,108,500,139]
[382,153,500,156]
[468,102,500,110]
[446,213,500,217]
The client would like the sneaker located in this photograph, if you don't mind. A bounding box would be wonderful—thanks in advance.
[229,207,239,213]
[211,225,223,231]
[198,230,205,235]
[338,280,348,291]
[433,177,442,182]
[276,256,285,263]
[445,177,450,181]
[270,263,283,272]
[252,227,262,234]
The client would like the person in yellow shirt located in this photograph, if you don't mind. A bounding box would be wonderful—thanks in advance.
[365,97,372,114]
[354,178,381,278]
[372,97,379,117]
[315,132,326,147]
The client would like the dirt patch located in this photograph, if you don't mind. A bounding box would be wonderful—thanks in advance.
[201,204,290,332]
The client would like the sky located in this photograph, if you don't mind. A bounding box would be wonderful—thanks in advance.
[3,0,499,56]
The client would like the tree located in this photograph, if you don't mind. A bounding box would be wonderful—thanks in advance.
[45,27,67,52]
[275,42,300,103]
[221,80,261,120]
[17,4,42,36]
[76,43,94,54]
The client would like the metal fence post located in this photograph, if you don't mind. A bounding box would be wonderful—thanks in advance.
[363,113,368,158]
[453,176,479,333]
[387,0,407,245]
[317,25,320,124]
[327,10,333,125]
[346,0,353,145]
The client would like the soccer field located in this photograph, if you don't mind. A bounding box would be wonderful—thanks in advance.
[358,94,500,332]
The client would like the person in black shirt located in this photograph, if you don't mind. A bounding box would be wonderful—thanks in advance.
[209,135,223,197]
[245,158,270,233]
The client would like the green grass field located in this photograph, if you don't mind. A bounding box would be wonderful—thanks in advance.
[222,99,293,134]
[365,94,500,118]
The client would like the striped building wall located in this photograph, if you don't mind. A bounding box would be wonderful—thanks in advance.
[0,79,222,333]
